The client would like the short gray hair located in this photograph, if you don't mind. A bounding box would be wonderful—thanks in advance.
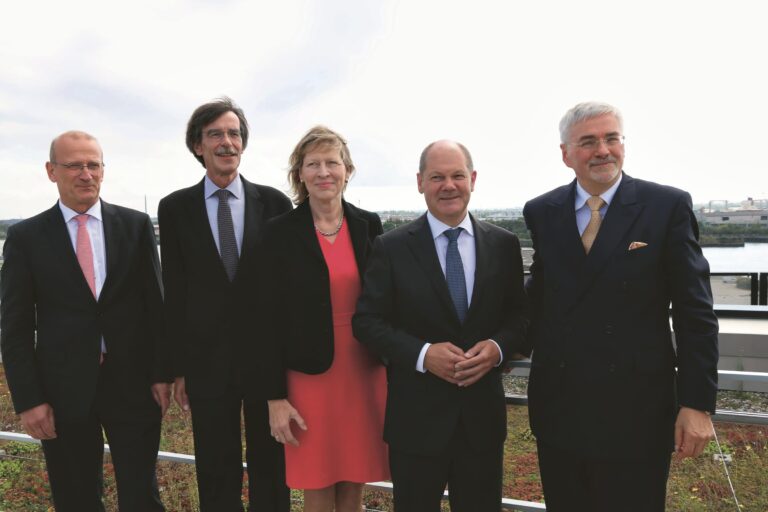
[559,102,623,143]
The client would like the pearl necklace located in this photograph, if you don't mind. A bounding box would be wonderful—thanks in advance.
[315,211,344,237]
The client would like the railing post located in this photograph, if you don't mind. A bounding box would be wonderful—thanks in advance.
[760,272,767,306]
[751,273,759,305]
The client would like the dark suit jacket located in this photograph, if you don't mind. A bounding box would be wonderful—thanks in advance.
[0,201,166,423]
[523,173,719,459]
[157,175,292,398]
[249,200,383,401]
[352,213,528,457]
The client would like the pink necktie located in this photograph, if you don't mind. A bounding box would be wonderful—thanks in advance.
[75,214,96,298]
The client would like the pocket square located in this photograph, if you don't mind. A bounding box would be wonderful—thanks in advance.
[628,241,648,251]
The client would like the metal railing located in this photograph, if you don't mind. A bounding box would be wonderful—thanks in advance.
[2,365,765,511]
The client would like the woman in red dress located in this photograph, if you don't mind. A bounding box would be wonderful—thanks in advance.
[255,126,389,511]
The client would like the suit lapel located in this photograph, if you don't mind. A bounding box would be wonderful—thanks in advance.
[406,215,458,323]
[100,200,121,303]
[187,179,230,281]
[344,201,369,278]
[240,176,265,264]
[563,174,643,311]
[292,201,325,263]
[465,214,487,326]
[44,203,98,303]
[548,181,586,272]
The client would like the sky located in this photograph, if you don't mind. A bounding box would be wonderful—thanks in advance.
[1,0,766,219]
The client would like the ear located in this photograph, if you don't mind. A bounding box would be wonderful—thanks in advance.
[45,162,57,183]
[469,170,477,192]
[416,172,424,194]
[194,143,203,156]
[560,143,573,168]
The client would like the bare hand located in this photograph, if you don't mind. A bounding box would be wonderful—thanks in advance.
[454,340,500,387]
[151,382,172,416]
[173,377,190,412]
[424,342,466,384]
[268,399,307,447]
[20,403,56,440]
[674,407,714,459]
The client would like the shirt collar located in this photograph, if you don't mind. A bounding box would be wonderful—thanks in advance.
[575,173,622,211]
[426,211,474,241]
[204,174,242,200]
[59,199,102,223]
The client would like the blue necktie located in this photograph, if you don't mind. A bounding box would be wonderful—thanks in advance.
[444,228,468,323]
[216,189,239,281]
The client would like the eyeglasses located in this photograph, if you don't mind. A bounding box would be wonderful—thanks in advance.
[568,135,625,150]
[204,129,242,140]
[53,161,105,172]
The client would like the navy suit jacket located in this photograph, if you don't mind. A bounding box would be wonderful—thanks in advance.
[1,201,166,422]
[523,173,719,458]
[353,213,528,456]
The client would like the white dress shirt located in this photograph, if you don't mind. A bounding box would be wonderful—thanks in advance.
[59,199,107,352]
[574,174,622,235]
[204,174,245,255]
[416,212,502,372]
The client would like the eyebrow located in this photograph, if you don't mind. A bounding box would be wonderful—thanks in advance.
[578,131,621,141]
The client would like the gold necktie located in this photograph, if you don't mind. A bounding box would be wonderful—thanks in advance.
[581,196,605,254]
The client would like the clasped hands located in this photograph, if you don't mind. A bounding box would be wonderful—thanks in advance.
[424,340,499,387]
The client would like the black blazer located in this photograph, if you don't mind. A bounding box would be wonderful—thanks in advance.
[352,213,528,456]
[523,173,719,459]
[0,201,166,422]
[157,176,292,398]
[250,200,383,401]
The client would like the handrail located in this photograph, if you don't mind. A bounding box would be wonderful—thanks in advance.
[3,366,765,512]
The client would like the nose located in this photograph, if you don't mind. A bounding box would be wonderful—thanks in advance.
[78,168,95,180]
[317,163,331,176]
[594,139,611,156]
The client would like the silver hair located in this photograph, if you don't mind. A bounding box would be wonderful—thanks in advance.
[559,102,624,143]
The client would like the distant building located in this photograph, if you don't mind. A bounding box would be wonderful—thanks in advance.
[699,197,768,225]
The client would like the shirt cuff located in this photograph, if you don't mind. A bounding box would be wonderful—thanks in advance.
[489,339,503,366]
[416,343,431,373]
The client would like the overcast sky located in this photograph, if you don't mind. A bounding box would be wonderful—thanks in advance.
[1,0,766,219]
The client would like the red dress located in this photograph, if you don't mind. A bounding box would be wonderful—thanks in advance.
[285,220,390,489]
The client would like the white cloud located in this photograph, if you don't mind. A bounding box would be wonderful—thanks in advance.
[1,0,766,218]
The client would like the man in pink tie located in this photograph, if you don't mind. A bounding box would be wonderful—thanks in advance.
[0,130,170,511]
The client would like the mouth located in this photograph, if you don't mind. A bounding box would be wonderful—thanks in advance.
[589,159,616,168]
[215,151,238,157]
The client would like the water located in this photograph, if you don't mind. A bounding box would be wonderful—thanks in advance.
[702,243,768,273]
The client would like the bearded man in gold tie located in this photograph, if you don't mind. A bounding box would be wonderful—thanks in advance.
[522,102,719,512]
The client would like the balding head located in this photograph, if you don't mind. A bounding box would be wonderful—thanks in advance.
[419,140,473,175]
[49,131,102,164]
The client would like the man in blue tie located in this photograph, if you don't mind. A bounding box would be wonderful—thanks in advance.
[353,140,529,512]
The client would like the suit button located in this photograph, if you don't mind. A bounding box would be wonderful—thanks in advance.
[604,324,614,335]
[608,363,616,372]
[559,361,566,368]
[620,281,628,291]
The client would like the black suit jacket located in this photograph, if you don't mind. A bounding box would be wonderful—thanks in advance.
[249,200,383,401]
[352,213,528,456]
[0,201,166,423]
[523,173,719,458]
[157,175,292,398]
